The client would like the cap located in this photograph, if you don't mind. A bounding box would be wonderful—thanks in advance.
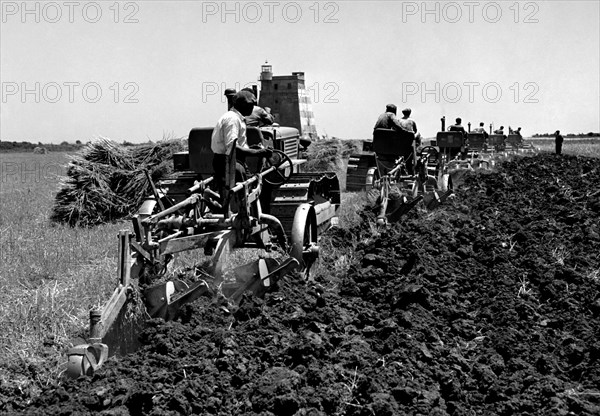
[233,90,256,106]
[224,88,237,96]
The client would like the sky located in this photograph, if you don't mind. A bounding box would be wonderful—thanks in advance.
[1,0,599,143]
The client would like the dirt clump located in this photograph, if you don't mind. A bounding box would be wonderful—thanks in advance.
[5,153,600,415]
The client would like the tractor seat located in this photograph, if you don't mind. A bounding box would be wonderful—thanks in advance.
[467,132,487,150]
[507,134,523,147]
[373,128,415,175]
[436,131,464,149]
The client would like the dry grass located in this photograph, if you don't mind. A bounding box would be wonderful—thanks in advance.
[0,152,123,386]
[528,137,600,157]
[50,136,186,226]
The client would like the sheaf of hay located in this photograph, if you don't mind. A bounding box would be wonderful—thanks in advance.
[50,136,186,227]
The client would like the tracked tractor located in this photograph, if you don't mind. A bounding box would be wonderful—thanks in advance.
[66,124,340,379]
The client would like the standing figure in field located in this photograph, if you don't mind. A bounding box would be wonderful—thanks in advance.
[555,130,564,155]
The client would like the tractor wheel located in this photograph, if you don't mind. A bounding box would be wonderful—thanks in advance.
[290,203,318,278]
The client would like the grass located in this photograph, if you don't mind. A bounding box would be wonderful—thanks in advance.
[0,152,124,385]
[527,137,600,157]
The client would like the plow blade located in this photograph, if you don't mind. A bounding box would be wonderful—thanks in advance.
[386,195,424,223]
[145,280,213,321]
[228,257,300,304]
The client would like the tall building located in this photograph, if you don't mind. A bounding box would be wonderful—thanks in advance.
[258,62,318,139]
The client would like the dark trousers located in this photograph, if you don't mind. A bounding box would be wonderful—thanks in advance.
[212,154,247,192]
[555,142,563,155]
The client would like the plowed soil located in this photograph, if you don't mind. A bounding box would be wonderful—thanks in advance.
[4,153,600,416]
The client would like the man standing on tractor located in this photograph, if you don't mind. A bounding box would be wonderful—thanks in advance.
[211,90,272,192]
[240,87,275,127]
[399,108,421,147]
[399,108,417,134]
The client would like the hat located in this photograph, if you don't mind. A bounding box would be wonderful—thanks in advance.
[233,90,256,106]
[402,107,411,115]
[224,88,237,96]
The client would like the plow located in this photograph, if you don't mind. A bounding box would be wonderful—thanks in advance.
[66,125,340,378]
[369,128,454,225]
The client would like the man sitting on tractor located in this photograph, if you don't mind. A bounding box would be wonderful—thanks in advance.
[448,117,467,136]
[473,122,489,139]
[374,104,408,133]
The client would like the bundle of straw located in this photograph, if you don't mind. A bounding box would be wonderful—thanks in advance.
[50,136,186,227]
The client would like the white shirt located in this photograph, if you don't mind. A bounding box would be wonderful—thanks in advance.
[211,108,248,155]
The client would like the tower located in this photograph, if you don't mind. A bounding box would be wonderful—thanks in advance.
[258,62,318,139]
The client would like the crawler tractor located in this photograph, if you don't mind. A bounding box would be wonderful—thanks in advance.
[66,124,340,378]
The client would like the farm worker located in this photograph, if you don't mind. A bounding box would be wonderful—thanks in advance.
[399,108,418,134]
[494,126,505,135]
[399,107,421,148]
[240,87,275,127]
[515,127,522,136]
[473,122,489,139]
[211,90,272,192]
[224,88,236,110]
[555,130,564,155]
[373,104,409,133]
[448,118,467,136]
